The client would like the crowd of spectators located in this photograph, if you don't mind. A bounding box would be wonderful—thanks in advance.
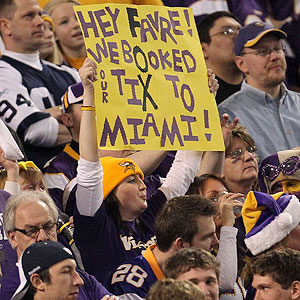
[1,0,300,300]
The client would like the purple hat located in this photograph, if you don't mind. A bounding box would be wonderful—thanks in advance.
[258,149,300,194]
[234,22,287,56]
[61,82,84,113]
[242,191,300,256]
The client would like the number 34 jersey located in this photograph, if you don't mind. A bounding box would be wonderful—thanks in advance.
[104,245,165,299]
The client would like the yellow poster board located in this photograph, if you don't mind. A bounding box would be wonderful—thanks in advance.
[74,4,224,151]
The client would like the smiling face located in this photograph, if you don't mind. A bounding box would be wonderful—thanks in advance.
[223,137,258,193]
[50,2,84,54]
[2,0,44,53]
[35,258,84,300]
[115,174,147,221]
[253,274,293,300]
[235,34,287,91]
[177,267,219,300]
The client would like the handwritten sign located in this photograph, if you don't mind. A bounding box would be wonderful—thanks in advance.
[75,4,224,151]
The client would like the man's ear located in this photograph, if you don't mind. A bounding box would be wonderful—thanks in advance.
[61,113,73,127]
[30,274,45,291]
[235,56,248,74]
[174,238,190,250]
[201,42,209,60]
[291,281,300,300]
[7,231,18,249]
[0,18,12,36]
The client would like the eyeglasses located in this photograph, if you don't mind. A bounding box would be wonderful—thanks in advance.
[210,26,240,38]
[14,222,57,239]
[226,146,258,160]
[241,45,286,57]
[261,156,300,181]
[210,191,228,203]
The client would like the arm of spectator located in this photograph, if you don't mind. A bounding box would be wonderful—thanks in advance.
[216,226,238,292]
[45,106,63,121]
[76,58,103,217]
[216,192,243,291]
[159,150,203,200]
[0,64,70,147]
[0,147,20,194]
[129,151,168,176]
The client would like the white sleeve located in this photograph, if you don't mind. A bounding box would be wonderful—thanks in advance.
[76,157,104,216]
[24,118,58,147]
[159,150,203,200]
[4,181,20,195]
[217,226,238,292]
[0,61,59,146]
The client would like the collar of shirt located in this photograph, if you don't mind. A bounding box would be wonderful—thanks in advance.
[3,50,42,71]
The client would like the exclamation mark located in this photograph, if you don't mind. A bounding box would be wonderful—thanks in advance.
[204,110,212,141]
[184,9,193,37]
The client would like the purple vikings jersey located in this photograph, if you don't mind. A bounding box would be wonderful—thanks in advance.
[74,191,167,283]
[105,245,164,298]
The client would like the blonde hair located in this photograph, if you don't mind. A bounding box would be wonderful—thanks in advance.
[44,0,80,16]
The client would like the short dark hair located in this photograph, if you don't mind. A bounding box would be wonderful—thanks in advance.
[146,278,204,300]
[28,268,51,297]
[155,195,217,252]
[250,249,300,289]
[197,11,242,44]
[165,248,220,280]
[0,0,16,19]
[186,174,229,195]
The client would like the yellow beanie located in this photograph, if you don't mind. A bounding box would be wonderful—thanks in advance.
[101,157,144,200]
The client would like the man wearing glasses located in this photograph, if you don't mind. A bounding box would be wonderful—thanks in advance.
[218,22,300,161]
[198,11,243,105]
[0,191,112,300]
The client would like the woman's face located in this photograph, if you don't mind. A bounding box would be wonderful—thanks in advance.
[115,174,147,221]
[200,178,228,228]
[39,20,55,60]
[17,175,46,192]
[51,2,84,52]
[223,137,258,189]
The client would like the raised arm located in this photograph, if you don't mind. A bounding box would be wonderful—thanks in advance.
[76,58,103,217]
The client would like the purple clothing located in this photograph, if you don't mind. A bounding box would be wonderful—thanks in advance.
[74,190,167,283]
[43,140,79,213]
[0,254,111,300]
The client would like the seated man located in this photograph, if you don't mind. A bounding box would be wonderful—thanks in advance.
[11,241,84,300]
[146,278,204,300]
[218,22,300,161]
[258,148,300,199]
[0,0,80,168]
[165,248,219,300]
[250,249,300,300]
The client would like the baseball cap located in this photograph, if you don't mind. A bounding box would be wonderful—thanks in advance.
[234,22,287,56]
[61,82,84,113]
[12,241,74,300]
